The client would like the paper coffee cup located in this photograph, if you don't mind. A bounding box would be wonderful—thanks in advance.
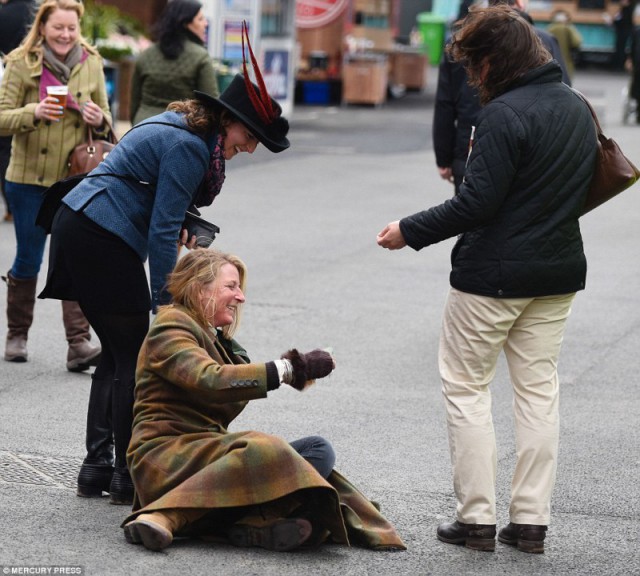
[46,85,68,109]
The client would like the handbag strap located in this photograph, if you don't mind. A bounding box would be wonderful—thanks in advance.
[78,121,199,187]
[571,88,602,137]
[86,115,118,145]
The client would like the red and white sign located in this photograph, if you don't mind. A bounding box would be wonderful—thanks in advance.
[296,0,348,29]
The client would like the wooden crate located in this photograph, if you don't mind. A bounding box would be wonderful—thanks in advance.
[342,57,388,105]
[388,51,427,90]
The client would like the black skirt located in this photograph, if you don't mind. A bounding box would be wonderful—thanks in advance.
[39,205,151,314]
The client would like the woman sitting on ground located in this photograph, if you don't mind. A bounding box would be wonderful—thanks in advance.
[122,249,406,553]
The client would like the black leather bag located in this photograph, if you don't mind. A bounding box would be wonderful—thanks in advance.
[35,173,87,233]
[36,173,148,234]
[182,207,220,248]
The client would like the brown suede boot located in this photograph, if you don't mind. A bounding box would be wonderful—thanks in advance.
[61,300,101,372]
[124,509,206,551]
[3,273,37,363]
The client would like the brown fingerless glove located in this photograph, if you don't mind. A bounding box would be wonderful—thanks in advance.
[281,348,335,391]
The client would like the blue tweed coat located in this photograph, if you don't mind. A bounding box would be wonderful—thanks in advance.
[62,111,214,308]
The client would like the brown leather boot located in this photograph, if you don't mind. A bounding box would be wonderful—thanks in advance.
[3,273,37,362]
[61,300,101,372]
[124,509,206,551]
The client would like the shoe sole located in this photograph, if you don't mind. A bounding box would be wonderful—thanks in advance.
[437,533,496,551]
[77,486,109,498]
[109,494,134,505]
[498,535,544,554]
[228,518,312,552]
[124,520,172,551]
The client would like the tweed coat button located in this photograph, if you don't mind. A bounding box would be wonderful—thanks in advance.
[75,122,81,128]
[41,148,47,154]
[45,120,51,126]
[37,175,44,182]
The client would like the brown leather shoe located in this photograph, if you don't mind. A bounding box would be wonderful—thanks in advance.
[498,522,547,553]
[437,520,496,551]
[228,517,313,552]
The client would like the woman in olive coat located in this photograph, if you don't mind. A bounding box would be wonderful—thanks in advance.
[0,0,109,370]
[123,249,406,553]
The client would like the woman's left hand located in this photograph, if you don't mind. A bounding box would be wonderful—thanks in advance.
[81,100,105,128]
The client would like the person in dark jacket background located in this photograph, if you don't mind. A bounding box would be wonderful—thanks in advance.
[0,0,37,221]
[433,0,571,196]
[378,5,597,554]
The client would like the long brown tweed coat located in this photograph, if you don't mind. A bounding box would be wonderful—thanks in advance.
[123,305,406,550]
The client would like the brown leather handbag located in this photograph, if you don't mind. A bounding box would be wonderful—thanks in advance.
[574,90,640,215]
[67,118,118,176]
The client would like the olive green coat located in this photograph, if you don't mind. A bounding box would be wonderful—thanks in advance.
[123,305,406,550]
[0,50,111,187]
[130,39,219,125]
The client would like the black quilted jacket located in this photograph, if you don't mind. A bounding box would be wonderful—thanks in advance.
[401,62,597,298]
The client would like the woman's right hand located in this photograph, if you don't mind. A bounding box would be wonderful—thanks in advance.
[35,96,64,122]
[178,228,198,250]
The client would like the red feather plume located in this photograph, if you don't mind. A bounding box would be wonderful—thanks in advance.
[241,21,276,124]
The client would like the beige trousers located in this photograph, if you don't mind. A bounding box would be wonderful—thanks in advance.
[438,288,575,526]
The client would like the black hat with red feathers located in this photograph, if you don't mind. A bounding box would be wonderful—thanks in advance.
[194,21,289,153]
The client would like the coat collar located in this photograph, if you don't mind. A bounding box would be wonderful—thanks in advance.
[507,60,563,92]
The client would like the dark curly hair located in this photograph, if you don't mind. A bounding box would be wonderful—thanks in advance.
[448,5,551,105]
[167,99,235,137]
[152,0,203,59]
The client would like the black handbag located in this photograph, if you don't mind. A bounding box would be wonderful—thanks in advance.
[35,173,88,233]
[182,207,220,248]
[36,173,149,233]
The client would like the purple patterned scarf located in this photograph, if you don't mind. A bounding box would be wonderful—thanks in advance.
[193,133,226,207]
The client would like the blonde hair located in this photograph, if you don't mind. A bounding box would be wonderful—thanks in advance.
[165,249,247,338]
[9,0,98,68]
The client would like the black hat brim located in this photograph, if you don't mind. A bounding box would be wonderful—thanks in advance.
[194,83,290,153]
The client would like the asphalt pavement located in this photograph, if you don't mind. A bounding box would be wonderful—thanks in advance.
[0,65,638,576]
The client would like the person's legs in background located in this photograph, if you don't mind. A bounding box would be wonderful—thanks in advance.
[3,182,48,362]
[3,182,99,368]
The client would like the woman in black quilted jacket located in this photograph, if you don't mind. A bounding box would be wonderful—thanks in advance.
[377,5,597,554]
